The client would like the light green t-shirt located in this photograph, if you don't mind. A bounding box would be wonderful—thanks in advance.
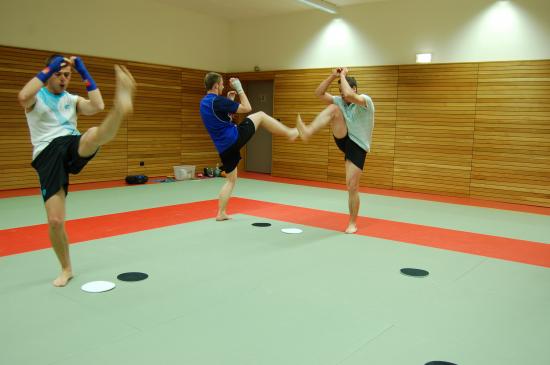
[333,94,375,152]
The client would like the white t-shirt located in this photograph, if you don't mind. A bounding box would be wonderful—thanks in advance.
[333,94,375,152]
[25,88,80,160]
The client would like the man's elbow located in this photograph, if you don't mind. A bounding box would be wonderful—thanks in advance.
[342,91,354,99]
[17,91,28,107]
[92,101,105,113]
[242,106,252,113]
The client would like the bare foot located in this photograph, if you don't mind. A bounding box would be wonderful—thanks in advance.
[345,223,358,234]
[296,114,310,142]
[216,214,231,221]
[114,65,136,115]
[53,271,73,287]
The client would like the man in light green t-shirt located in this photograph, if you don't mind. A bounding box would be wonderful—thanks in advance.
[297,67,374,234]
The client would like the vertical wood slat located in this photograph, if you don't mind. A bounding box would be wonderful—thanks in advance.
[471,60,550,206]
[272,70,331,182]
[0,47,46,189]
[125,61,182,177]
[394,63,478,197]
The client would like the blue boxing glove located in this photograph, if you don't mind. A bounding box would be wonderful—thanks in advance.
[73,57,97,91]
[36,56,65,83]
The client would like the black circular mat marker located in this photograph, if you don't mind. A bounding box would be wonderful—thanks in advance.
[425,362,457,365]
[117,272,149,282]
[252,222,271,227]
[400,268,429,277]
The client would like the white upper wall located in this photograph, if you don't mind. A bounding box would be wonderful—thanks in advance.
[227,0,550,71]
[0,0,230,72]
[1,0,549,72]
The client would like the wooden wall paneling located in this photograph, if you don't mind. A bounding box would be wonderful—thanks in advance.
[0,46,44,189]
[471,60,550,206]
[126,62,182,177]
[394,63,478,196]
[273,70,332,182]
[1,45,549,208]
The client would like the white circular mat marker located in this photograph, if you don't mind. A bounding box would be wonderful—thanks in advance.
[81,281,116,293]
[281,228,303,234]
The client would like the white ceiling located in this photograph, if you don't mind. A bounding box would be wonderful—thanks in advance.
[155,0,391,20]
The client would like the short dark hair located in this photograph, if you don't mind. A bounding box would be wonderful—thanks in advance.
[204,72,222,90]
[45,54,66,66]
[338,76,357,90]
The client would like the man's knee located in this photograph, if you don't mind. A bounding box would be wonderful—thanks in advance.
[347,180,359,193]
[84,126,99,143]
[327,104,339,113]
[47,216,65,231]
[249,111,266,120]
[79,127,100,156]
[226,169,238,183]
[326,104,341,119]
[346,172,361,193]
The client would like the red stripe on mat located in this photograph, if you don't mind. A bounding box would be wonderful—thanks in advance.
[0,200,218,257]
[239,172,550,216]
[1,198,549,267]
[234,198,550,268]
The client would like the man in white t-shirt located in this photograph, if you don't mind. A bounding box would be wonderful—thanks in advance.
[18,54,136,287]
[297,67,375,234]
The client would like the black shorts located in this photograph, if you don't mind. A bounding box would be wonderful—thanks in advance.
[31,135,97,202]
[333,134,367,170]
[219,118,256,174]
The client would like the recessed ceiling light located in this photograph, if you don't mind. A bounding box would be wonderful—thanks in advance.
[297,0,338,14]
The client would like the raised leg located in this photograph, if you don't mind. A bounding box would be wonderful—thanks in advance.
[78,65,136,157]
[296,104,347,142]
[247,111,300,141]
